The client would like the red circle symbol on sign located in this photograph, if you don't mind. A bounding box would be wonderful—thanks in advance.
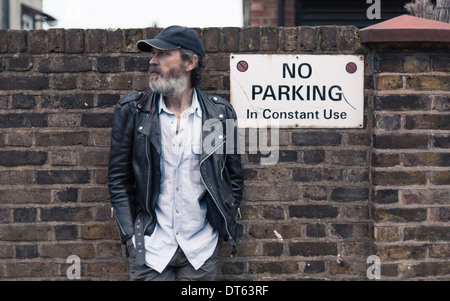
[346,62,357,74]
[237,60,248,72]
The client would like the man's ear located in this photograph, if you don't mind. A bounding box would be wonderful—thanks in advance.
[184,55,198,72]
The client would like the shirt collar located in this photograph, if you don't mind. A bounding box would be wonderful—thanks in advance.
[158,90,202,118]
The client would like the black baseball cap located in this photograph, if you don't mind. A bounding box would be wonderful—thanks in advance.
[137,25,205,57]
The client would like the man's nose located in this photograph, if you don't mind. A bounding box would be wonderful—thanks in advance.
[150,56,158,65]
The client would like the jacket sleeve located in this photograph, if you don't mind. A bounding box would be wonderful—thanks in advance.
[108,101,136,244]
[225,104,244,203]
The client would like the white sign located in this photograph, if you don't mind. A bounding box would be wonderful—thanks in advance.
[230,54,364,128]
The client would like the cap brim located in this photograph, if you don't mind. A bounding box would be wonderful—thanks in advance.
[136,39,181,52]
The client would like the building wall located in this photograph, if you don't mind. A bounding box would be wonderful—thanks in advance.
[247,0,296,26]
[8,0,43,29]
[0,26,448,280]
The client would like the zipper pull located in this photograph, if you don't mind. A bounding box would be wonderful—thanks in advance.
[231,242,237,259]
[111,207,114,219]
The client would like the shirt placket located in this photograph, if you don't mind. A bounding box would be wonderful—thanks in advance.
[172,112,190,238]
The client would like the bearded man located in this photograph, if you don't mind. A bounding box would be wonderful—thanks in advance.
[108,26,243,281]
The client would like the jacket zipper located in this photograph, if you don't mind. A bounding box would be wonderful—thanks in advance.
[199,139,234,245]
[112,208,126,236]
[221,153,227,180]
[144,137,152,231]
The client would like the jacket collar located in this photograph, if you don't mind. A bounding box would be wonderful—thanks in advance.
[136,89,157,114]
[195,88,226,122]
[136,90,160,154]
[137,88,225,121]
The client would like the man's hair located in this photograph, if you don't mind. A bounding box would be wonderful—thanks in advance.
[179,48,206,88]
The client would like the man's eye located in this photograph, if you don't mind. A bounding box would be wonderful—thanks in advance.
[153,52,168,58]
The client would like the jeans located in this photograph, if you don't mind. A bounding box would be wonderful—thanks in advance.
[126,239,222,281]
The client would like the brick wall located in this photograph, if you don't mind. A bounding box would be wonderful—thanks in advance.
[368,44,450,279]
[0,26,448,280]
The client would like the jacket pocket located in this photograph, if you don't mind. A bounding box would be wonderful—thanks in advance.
[203,192,238,241]
[224,194,239,220]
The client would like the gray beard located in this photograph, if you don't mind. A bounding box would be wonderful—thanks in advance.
[149,72,188,98]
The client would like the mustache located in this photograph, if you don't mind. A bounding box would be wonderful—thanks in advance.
[149,65,162,75]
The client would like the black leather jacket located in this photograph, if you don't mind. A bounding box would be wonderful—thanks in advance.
[108,88,243,255]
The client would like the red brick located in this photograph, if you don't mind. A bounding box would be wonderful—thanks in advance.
[431,171,450,185]
[374,94,431,111]
[249,261,298,274]
[248,222,301,239]
[405,114,450,130]
[65,29,84,53]
[289,242,337,256]
[373,171,426,186]
[406,75,450,91]
[373,134,428,149]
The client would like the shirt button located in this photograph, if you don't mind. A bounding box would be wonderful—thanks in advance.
[176,210,179,213]
[176,187,179,191]
[176,231,179,235]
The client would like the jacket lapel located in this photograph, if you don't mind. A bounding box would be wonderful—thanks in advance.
[196,88,227,162]
[136,91,161,154]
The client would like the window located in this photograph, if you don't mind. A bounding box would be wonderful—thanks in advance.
[22,13,34,30]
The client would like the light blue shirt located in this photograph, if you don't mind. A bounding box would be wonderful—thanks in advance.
[133,90,218,273]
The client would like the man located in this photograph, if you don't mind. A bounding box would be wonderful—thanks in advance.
[108,25,243,281]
